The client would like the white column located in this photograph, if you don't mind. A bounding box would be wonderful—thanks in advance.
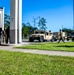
[0,11,2,28]
[10,0,18,44]
[2,8,4,30]
[10,0,22,44]
[18,0,22,43]
[0,7,4,30]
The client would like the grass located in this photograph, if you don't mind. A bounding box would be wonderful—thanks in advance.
[16,42,74,52]
[0,50,74,75]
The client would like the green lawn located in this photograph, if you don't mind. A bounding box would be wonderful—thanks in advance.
[0,50,74,75]
[16,42,74,52]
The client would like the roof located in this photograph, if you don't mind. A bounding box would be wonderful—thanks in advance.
[0,7,3,9]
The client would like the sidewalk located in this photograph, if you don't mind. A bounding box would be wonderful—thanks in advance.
[0,44,74,57]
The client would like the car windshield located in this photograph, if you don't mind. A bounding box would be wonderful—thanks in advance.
[35,31,39,34]
[71,33,74,35]
[40,31,45,34]
[35,31,45,34]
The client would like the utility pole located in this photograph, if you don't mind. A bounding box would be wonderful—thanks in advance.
[32,17,36,28]
[38,16,41,30]
[62,25,63,30]
[73,0,74,30]
[32,16,40,28]
[73,22,74,30]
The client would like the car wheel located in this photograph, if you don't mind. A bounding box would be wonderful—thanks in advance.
[39,37,44,42]
[29,37,34,42]
[72,37,74,42]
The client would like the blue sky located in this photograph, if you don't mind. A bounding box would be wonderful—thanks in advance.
[0,0,73,32]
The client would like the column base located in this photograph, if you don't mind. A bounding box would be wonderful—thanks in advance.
[10,29,17,44]
[10,29,22,44]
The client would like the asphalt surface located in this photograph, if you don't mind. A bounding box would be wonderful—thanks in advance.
[0,43,74,57]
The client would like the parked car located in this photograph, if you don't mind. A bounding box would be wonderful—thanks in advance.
[67,32,74,41]
[53,32,67,41]
[29,30,53,42]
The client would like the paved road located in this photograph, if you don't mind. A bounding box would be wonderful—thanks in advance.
[0,44,74,57]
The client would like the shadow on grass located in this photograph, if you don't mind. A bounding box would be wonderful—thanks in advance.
[0,44,9,46]
[56,45,74,48]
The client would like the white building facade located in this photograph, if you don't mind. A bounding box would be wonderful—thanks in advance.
[0,7,4,30]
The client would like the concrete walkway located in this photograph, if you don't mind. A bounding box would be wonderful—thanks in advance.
[0,45,74,57]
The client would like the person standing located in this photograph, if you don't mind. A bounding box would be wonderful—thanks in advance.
[6,26,10,44]
[2,27,7,44]
[57,29,65,43]
[0,27,2,45]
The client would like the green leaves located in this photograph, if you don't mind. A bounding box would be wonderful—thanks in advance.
[22,23,38,38]
[38,17,47,31]
[4,14,10,28]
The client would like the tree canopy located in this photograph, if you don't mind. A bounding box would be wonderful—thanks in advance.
[62,28,74,36]
[4,14,10,28]
[38,17,47,31]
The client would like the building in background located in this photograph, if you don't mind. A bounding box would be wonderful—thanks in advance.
[0,7,4,30]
